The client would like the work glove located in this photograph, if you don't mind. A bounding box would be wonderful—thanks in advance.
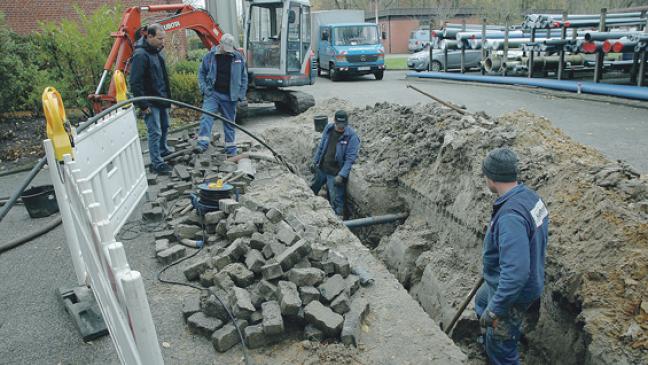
[309,163,316,173]
[479,310,498,329]
[334,175,345,186]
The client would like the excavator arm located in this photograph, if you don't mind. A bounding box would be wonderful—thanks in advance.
[89,4,224,113]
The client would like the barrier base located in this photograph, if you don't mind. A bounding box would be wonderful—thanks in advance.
[57,286,109,341]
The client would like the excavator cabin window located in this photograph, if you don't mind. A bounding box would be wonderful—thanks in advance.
[248,4,282,69]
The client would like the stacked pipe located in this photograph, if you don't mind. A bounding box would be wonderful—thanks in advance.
[523,12,645,30]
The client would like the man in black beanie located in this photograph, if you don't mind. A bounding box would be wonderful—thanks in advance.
[475,147,549,365]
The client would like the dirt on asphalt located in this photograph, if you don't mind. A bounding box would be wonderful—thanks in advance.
[262,98,648,364]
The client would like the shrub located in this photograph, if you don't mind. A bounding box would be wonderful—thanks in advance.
[187,48,209,62]
[169,72,201,106]
[172,60,201,74]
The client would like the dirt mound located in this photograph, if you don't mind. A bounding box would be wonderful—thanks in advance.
[262,99,648,364]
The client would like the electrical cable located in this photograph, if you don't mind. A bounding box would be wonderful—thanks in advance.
[0,216,62,254]
[156,219,251,365]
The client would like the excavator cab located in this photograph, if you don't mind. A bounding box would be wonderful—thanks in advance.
[244,0,315,88]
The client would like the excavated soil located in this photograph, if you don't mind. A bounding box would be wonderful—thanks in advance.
[262,98,648,364]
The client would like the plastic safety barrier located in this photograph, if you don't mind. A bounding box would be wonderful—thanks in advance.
[43,85,162,365]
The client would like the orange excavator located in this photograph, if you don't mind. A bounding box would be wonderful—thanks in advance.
[89,1,316,116]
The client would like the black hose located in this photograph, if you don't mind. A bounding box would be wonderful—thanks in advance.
[0,216,62,254]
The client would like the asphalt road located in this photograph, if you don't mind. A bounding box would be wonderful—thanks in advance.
[1,70,647,364]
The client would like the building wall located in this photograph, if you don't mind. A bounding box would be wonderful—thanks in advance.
[382,16,483,54]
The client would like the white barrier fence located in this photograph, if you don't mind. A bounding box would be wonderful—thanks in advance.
[44,104,163,365]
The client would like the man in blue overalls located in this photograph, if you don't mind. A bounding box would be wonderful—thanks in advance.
[476,147,549,365]
[195,33,248,155]
[311,110,361,217]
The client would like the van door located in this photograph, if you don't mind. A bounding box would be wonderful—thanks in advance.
[319,26,332,70]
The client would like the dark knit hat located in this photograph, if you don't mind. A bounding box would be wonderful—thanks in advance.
[334,110,348,124]
[482,147,518,182]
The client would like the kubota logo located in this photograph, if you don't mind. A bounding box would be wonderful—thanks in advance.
[163,21,180,31]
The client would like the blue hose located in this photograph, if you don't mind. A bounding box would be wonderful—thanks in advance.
[408,72,648,101]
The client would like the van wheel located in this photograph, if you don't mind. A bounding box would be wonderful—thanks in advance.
[374,70,384,80]
[329,65,339,81]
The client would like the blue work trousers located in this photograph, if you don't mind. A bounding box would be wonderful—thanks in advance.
[311,168,346,216]
[475,284,532,365]
[144,107,172,168]
[198,91,237,155]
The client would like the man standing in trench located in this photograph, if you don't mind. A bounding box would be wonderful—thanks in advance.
[476,147,549,365]
[311,110,360,217]
[194,33,248,155]
[129,23,174,175]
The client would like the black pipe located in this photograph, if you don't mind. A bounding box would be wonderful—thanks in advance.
[0,158,47,222]
[0,216,62,254]
[343,212,409,228]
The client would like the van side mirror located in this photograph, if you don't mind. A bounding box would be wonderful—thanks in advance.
[288,10,296,24]
[382,31,387,40]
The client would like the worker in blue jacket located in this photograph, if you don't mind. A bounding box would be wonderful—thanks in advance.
[476,147,549,365]
[194,33,248,155]
[311,110,360,217]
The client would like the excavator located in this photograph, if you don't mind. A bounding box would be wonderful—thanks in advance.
[89,0,316,117]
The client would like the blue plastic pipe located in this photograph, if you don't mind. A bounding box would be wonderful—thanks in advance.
[407,72,648,101]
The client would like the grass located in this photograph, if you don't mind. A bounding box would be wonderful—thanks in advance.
[385,56,409,70]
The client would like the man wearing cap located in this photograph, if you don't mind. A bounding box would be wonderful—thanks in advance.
[311,110,361,217]
[476,147,549,365]
[195,33,248,155]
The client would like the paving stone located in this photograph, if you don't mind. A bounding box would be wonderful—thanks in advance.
[322,250,351,278]
[175,224,201,240]
[330,293,351,314]
[188,312,224,338]
[346,274,361,297]
[212,255,231,271]
[261,241,286,259]
[142,205,164,221]
[285,214,306,233]
[248,284,264,309]
[203,289,230,321]
[183,257,212,281]
[218,198,240,214]
[229,287,256,320]
[184,210,203,225]
[215,220,228,236]
[304,324,324,342]
[174,181,192,194]
[204,210,226,225]
[287,268,326,287]
[157,245,186,265]
[181,294,202,321]
[222,238,249,261]
[249,311,263,324]
[245,249,266,274]
[275,239,311,271]
[257,280,278,301]
[250,232,273,250]
[341,298,370,347]
[159,189,179,201]
[261,300,284,335]
[299,286,320,306]
[154,239,170,254]
[261,262,283,281]
[240,194,266,212]
[303,301,344,337]
[212,319,249,353]
[213,271,236,291]
[265,208,283,224]
[234,207,266,225]
[309,243,329,262]
[147,173,158,185]
[154,229,175,241]
[226,223,257,240]
[222,263,255,287]
[199,269,219,287]
[277,281,302,316]
[293,257,312,269]
[318,274,346,303]
[275,221,300,246]
[244,324,267,349]
[174,165,191,181]
[220,162,237,173]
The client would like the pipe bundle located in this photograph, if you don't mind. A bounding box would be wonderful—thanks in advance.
[523,12,646,30]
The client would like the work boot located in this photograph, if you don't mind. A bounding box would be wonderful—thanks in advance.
[150,163,172,175]
[193,145,207,154]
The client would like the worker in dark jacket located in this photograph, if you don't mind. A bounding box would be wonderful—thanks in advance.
[129,23,173,175]
[194,33,248,155]
[311,110,360,217]
[476,147,549,365]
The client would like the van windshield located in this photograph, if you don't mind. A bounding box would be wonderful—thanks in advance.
[333,26,379,46]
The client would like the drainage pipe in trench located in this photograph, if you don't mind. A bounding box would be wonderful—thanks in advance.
[343,212,409,228]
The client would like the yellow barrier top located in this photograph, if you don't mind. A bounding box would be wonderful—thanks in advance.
[42,87,73,161]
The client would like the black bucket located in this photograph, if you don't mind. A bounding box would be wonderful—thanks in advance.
[314,115,328,133]
[21,185,59,218]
